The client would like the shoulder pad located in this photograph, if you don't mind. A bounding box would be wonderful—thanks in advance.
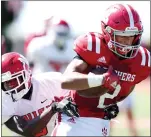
[73,32,104,64]
[74,32,103,54]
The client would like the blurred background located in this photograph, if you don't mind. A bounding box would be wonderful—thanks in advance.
[2,1,150,136]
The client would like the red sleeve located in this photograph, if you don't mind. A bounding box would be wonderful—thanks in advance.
[136,66,150,84]
[135,47,150,84]
[73,32,102,65]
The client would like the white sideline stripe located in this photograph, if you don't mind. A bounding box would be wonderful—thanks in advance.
[94,33,100,54]
[87,34,92,51]
[123,4,134,28]
[146,49,150,67]
[139,47,146,66]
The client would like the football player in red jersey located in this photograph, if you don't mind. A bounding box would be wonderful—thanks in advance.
[51,4,150,136]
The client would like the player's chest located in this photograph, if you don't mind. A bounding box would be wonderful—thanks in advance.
[16,98,52,120]
[15,84,54,117]
[92,65,137,87]
[92,51,139,84]
[16,98,53,136]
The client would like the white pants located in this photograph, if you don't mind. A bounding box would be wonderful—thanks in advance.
[51,114,110,136]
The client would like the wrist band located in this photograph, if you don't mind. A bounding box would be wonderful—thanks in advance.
[87,72,104,88]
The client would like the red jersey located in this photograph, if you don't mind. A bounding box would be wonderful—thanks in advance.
[70,32,150,118]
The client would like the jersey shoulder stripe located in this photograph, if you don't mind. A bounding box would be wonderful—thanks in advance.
[145,48,150,67]
[86,32,101,54]
[139,46,150,67]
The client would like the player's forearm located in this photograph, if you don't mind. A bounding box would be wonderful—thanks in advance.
[61,72,104,90]
[61,72,90,90]
[5,105,56,137]
[24,106,56,136]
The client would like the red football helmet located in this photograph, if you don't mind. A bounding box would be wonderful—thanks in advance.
[101,4,143,58]
[45,16,71,49]
[2,52,32,101]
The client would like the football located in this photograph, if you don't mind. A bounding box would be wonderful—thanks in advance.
[77,67,109,98]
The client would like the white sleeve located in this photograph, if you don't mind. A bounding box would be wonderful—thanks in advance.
[33,72,70,99]
[2,92,17,124]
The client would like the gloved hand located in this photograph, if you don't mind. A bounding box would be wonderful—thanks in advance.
[52,97,80,117]
[103,104,119,120]
[103,66,120,92]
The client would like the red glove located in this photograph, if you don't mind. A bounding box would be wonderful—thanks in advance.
[103,66,120,92]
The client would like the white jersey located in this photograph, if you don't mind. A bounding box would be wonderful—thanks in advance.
[26,35,76,74]
[2,91,17,124]
[2,72,69,136]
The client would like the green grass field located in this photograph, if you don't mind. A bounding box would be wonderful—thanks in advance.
[2,78,150,136]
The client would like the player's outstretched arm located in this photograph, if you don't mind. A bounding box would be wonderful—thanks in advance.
[4,106,55,137]
[4,97,79,137]
[62,58,120,91]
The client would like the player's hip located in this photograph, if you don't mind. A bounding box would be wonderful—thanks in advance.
[51,114,110,136]
[78,108,105,118]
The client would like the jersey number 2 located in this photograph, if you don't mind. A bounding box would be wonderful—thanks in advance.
[97,84,121,108]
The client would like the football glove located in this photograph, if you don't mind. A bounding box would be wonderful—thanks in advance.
[52,97,80,117]
[103,104,119,120]
[103,66,120,92]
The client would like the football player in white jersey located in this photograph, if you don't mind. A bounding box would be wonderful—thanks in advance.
[25,17,76,74]
[2,52,79,137]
